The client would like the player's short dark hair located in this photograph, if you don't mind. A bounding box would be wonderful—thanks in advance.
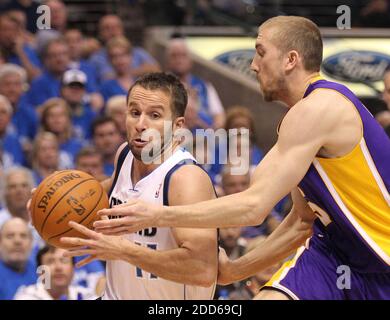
[127,72,187,118]
[37,245,75,266]
[91,115,120,137]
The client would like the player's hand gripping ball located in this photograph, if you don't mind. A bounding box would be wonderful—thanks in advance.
[30,170,109,248]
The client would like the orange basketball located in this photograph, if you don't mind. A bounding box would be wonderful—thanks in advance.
[31,170,109,248]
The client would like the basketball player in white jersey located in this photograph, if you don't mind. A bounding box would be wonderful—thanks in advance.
[60,73,218,299]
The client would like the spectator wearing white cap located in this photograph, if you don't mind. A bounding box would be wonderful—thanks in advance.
[26,38,103,110]
[60,69,97,141]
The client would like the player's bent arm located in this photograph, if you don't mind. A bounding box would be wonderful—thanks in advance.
[99,142,128,194]
[157,99,335,229]
[118,165,218,287]
[219,188,316,284]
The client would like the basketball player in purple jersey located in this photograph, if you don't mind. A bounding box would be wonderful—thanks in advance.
[95,16,390,300]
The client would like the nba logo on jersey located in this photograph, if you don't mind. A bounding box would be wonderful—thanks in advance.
[155,183,162,198]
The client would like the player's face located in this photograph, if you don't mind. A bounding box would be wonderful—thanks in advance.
[0,73,24,105]
[5,172,32,212]
[0,220,32,266]
[41,248,74,289]
[126,86,183,161]
[251,27,288,102]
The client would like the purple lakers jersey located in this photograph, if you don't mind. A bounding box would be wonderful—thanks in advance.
[299,77,390,273]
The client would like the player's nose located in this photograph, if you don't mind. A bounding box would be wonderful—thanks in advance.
[135,114,148,132]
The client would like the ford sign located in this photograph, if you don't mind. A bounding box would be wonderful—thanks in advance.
[214,49,256,80]
[322,51,390,83]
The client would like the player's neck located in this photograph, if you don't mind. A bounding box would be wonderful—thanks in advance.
[284,71,321,107]
[132,141,181,184]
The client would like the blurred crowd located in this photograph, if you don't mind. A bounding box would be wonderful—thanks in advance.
[0,0,389,301]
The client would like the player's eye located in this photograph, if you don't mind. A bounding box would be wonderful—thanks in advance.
[151,112,161,120]
[129,109,140,118]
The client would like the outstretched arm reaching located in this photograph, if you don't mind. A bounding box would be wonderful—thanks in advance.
[94,97,334,233]
[217,188,316,285]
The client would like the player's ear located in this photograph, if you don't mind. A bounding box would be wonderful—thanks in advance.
[173,116,185,129]
[285,50,299,71]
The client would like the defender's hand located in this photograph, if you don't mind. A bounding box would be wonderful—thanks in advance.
[93,200,163,235]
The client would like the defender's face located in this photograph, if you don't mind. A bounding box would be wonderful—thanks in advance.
[251,27,286,102]
[126,86,182,161]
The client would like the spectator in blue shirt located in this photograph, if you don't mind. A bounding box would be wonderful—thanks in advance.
[2,0,41,34]
[26,38,103,110]
[64,29,102,112]
[40,98,85,169]
[0,95,25,168]
[105,95,127,140]
[0,64,38,156]
[75,146,108,182]
[0,218,37,300]
[224,106,264,170]
[92,116,124,176]
[14,246,96,300]
[60,69,97,141]
[89,14,160,84]
[0,13,41,80]
[31,132,60,186]
[99,36,135,103]
[166,38,226,130]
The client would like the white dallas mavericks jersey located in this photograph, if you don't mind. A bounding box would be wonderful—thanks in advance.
[103,146,216,300]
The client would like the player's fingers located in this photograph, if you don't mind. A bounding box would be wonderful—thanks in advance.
[68,221,99,240]
[97,226,129,236]
[60,236,95,247]
[66,249,97,258]
[30,188,37,196]
[97,200,139,216]
[93,216,134,229]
